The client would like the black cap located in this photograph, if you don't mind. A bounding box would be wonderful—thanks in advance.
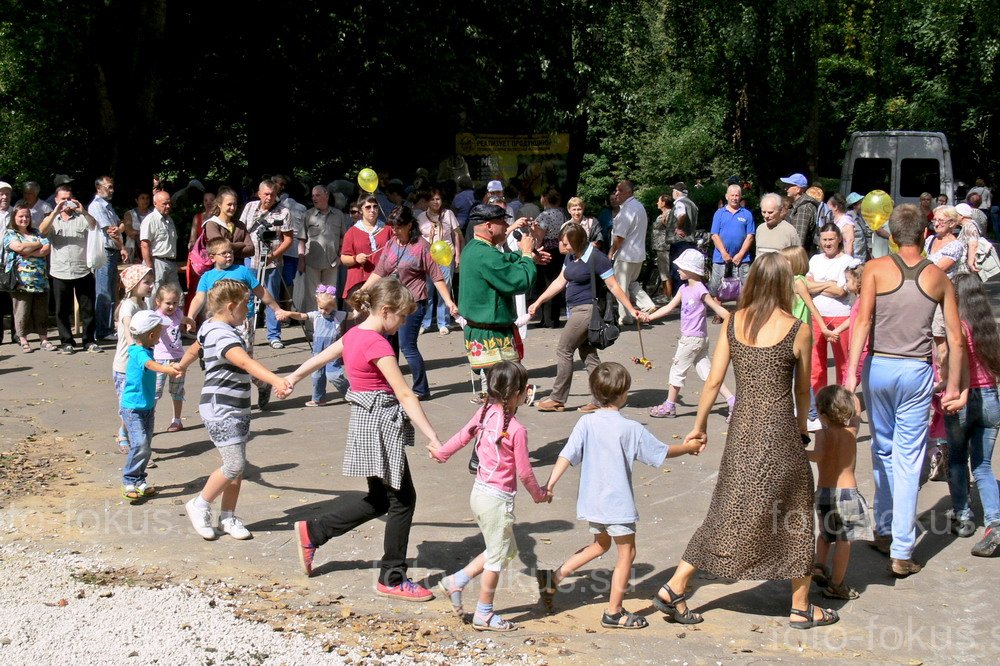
[671,181,687,193]
[469,203,507,225]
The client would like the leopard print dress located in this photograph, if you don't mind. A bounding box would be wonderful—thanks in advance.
[682,317,814,580]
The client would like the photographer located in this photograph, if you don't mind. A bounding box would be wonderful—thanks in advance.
[241,179,294,349]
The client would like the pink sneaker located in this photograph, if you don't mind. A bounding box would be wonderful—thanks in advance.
[376,578,434,602]
[294,521,316,577]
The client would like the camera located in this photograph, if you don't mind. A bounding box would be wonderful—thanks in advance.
[63,200,77,210]
[254,224,278,244]
[511,228,526,241]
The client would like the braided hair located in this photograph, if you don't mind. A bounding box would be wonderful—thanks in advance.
[465,361,529,448]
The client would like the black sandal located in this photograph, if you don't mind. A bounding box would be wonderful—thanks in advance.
[789,604,839,630]
[601,608,648,629]
[651,584,703,624]
[536,569,556,612]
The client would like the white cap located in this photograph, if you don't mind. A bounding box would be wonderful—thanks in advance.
[0,181,11,191]
[673,248,705,277]
[487,180,503,192]
[955,203,975,218]
[129,310,163,336]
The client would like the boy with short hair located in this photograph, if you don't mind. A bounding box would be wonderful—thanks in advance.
[186,238,292,409]
[540,362,703,630]
[120,310,182,503]
[807,384,873,599]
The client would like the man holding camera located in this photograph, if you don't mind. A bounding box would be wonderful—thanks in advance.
[39,185,102,353]
[241,179,293,349]
[140,191,180,297]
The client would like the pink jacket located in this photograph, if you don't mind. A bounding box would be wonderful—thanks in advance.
[433,405,547,502]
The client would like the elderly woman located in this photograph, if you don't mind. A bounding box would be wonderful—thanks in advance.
[529,223,638,412]
[203,187,254,261]
[954,203,982,274]
[925,206,967,278]
[3,203,53,351]
[362,205,457,399]
[827,193,856,258]
[806,223,859,394]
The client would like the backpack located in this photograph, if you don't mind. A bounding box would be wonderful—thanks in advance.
[189,232,214,276]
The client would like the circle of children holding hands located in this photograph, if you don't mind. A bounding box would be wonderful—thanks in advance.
[106,194,1000,636]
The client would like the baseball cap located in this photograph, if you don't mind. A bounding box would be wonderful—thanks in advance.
[469,203,508,225]
[0,181,11,191]
[53,174,74,187]
[671,181,688,193]
[129,310,163,336]
[487,180,503,192]
[845,192,864,207]
[955,203,975,218]
[779,173,808,189]
[672,248,705,277]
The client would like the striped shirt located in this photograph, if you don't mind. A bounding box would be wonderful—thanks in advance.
[198,321,251,421]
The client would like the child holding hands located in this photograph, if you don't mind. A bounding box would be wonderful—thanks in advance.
[288,280,444,602]
[152,283,194,431]
[540,362,703,629]
[179,280,292,541]
[279,284,349,406]
[119,310,183,502]
[807,384,872,599]
[644,249,735,419]
[428,361,550,632]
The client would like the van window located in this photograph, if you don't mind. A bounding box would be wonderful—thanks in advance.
[851,158,891,194]
[900,158,941,197]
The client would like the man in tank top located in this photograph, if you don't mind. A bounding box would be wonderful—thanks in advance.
[845,204,966,577]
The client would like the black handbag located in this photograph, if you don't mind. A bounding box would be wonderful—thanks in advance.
[587,255,619,349]
[0,242,19,292]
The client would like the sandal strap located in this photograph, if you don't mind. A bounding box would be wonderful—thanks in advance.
[789,604,813,620]
[659,583,687,604]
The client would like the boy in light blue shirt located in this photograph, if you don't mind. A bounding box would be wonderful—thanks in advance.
[120,311,182,503]
[540,362,703,630]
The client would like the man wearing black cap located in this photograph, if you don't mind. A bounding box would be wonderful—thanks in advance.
[458,203,537,396]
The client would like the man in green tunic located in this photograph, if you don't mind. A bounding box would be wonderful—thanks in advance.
[458,203,537,373]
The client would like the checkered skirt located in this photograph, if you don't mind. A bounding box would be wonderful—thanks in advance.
[343,390,414,490]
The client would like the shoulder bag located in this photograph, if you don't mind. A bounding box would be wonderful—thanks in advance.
[587,254,619,349]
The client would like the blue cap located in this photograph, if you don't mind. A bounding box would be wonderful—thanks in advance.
[846,192,863,207]
[779,173,808,189]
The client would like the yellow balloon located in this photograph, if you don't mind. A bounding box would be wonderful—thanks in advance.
[860,190,894,231]
[429,240,453,266]
[358,168,378,193]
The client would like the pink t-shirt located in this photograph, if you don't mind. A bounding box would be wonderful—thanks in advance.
[373,237,443,302]
[342,327,394,392]
[679,281,709,337]
[964,322,997,389]
[432,404,547,501]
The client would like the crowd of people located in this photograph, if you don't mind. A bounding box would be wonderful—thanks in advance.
[2,167,998,633]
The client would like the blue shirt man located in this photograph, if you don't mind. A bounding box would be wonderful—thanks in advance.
[708,184,755,296]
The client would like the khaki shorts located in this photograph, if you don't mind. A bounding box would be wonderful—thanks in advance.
[470,486,517,572]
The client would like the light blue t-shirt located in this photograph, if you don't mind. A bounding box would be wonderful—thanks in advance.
[559,410,668,525]
[197,264,261,315]
[121,344,156,410]
[710,206,755,264]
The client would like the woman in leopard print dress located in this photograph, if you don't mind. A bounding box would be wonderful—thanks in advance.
[650,253,840,629]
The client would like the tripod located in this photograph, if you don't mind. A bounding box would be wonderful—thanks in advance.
[250,221,292,341]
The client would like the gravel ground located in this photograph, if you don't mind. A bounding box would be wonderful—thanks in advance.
[0,544,511,665]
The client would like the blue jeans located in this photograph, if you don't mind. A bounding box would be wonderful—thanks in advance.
[421,263,452,329]
[95,247,119,338]
[390,299,428,397]
[945,387,1000,526]
[863,355,935,559]
[312,360,350,403]
[120,407,154,486]
[264,256,298,341]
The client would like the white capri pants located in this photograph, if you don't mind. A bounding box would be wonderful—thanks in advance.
[668,335,711,388]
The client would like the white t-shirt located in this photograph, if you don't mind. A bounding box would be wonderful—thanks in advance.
[807,252,859,317]
[612,196,647,262]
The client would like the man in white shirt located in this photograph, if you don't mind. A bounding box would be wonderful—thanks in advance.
[88,176,126,339]
[608,180,654,325]
[140,191,180,296]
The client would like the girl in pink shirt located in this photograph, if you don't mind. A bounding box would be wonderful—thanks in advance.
[427,361,550,631]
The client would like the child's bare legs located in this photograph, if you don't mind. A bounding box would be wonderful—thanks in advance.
[200,468,240,506]
[440,552,486,612]
[815,534,831,573]
[478,570,499,607]
[171,398,182,421]
[461,552,487,580]
[552,532,612,586]
[608,535,636,613]
[829,541,851,586]
[666,385,681,404]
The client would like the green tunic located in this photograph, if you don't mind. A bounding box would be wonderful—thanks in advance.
[458,237,537,368]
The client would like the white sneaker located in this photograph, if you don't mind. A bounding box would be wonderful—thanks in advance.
[807,418,822,432]
[185,498,216,540]
[419,326,429,335]
[220,515,252,540]
[438,326,450,336]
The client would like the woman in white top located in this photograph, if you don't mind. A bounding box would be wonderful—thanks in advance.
[806,223,859,394]
[827,193,856,258]
[417,187,462,334]
[119,191,152,264]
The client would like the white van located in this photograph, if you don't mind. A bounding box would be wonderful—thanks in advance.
[839,131,954,205]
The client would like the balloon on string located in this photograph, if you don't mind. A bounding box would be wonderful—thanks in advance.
[860,190,893,231]
[357,168,378,193]
[429,240,453,266]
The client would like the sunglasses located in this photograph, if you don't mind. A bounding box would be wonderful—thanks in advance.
[362,204,378,210]
[350,209,359,214]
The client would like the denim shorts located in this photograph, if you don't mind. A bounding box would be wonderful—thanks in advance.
[113,371,127,398]
[588,521,636,537]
